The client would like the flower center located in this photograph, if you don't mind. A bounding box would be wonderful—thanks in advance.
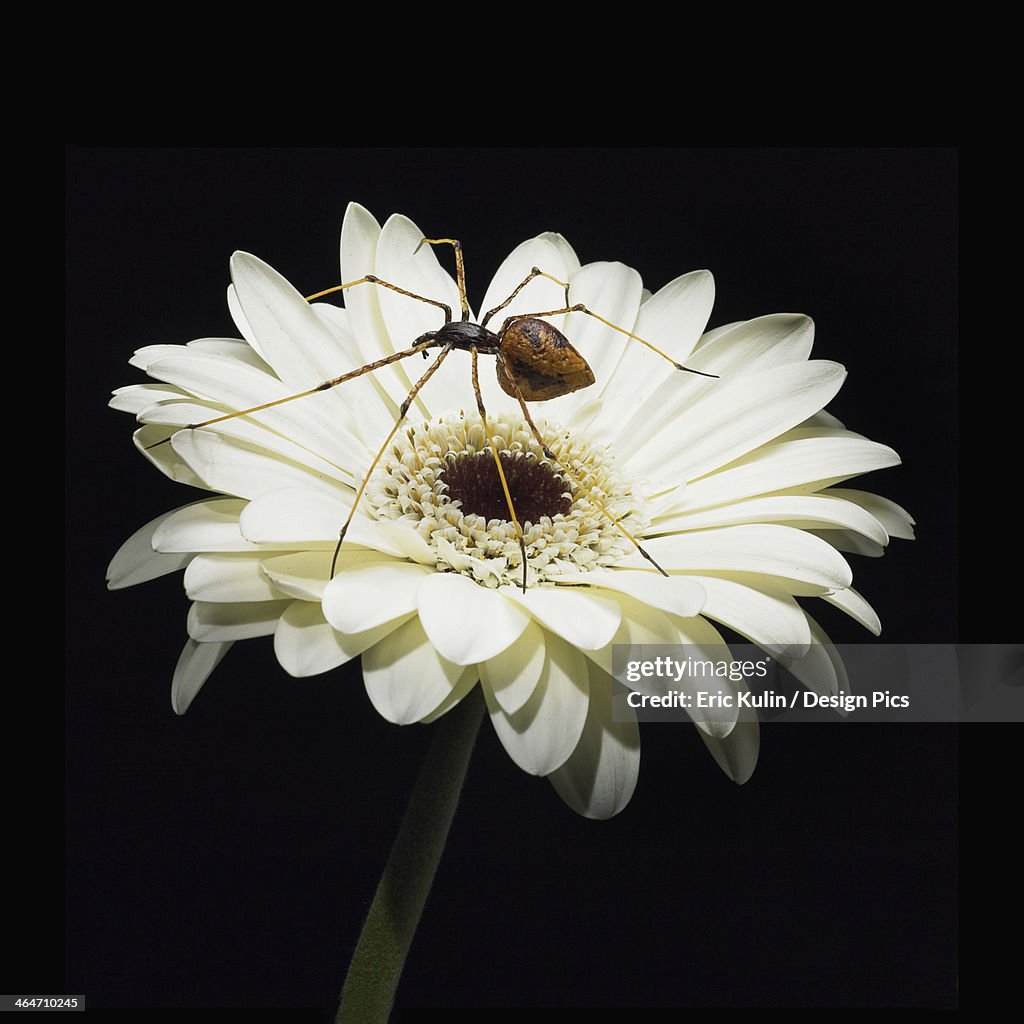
[439,452,573,525]
[365,412,648,588]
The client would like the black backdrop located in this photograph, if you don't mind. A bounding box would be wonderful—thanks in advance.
[63,148,967,1016]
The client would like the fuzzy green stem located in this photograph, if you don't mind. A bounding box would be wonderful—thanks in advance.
[335,688,484,1023]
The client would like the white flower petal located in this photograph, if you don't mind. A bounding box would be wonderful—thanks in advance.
[479,619,547,715]
[583,592,687,677]
[184,554,286,603]
[259,552,331,601]
[230,251,360,394]
[692,320,742,349]
[322,559,433,634]
[580,570,706,619]
[375,213,465,416]
[612,313,815,458]
[535,231,581,277]
[107,510,193,589]
[809,529,886,558]
[237,488,409,559]
[309,301,397,446]
[485,630,589,775]
[171,430,346,501]
[186,337,275,373]
[676,434,902,514]
[776,615,849,699]
[652,493,889,546]
[110,383,187,414]
[132,426,209,489]
[542,261,643,424]
[144,348,365,473]
[802,409,846,431]
[417,573,531,666]
[338,203,418,410]
[628,525,853,591]
[697,708,759,784]
[661,614,746,739]
[274,601,411,678]
[691,575,812,658]
[564,396,604,435]
[506,585,622,650]
[608,593,687,647]
[259,550,394,602]
[226,283,264,358]
[593,270,714,442]
[821,585,881,636]
[135,396,229,429]
[138,399,356,489]
[631,360,848,485]
[826,488,916,540]
[171,639,232,715]
[478,236,571,332]
[691,313,816,375]
[151,498,254,553]
[418,671,481,724]
[130,344,196,372]
[236,487,338,546]
[369,521,439,566]
[362,615,467,725]
[188,599,291,641]
[571,262,645,389]
[548,668,640,819]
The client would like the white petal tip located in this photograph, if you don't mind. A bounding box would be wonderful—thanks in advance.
[695,717,738,741]
[170,639,232,715]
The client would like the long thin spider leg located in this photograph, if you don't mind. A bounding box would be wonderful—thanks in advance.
[501,304,719,379]
[471,346,529,593]
[306,275,452,324]
[480,267,570,329]
[500,356,670,579]
[143,339,439,451]
[412,238,470,322]
[330,343,455,577]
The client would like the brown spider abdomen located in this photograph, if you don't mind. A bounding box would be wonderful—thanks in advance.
[497,318,596,402]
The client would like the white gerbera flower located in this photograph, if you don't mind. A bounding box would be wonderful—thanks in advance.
[108,202,913,819]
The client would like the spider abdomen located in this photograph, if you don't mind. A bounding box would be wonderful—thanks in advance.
[497,317,595,402]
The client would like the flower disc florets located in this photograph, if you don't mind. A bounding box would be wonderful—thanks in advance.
[365,411,648,588]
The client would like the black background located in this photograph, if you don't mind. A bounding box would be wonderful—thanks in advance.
[63,147,968,1016]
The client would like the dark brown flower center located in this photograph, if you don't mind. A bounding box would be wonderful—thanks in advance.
[440,452,572,526]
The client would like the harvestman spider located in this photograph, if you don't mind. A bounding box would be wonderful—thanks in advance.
[148,238,717,591]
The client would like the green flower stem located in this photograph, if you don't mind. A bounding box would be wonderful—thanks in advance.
[335,687,484,1024]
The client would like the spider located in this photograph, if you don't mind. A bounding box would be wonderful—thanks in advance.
[148,237,717,591]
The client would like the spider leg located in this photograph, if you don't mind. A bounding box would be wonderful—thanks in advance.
[499,355,670,579]
[413,239,471,321]
[307,275,452,324]
[480,267,570,329]
[330,343,455,577]
[471,346,529,593]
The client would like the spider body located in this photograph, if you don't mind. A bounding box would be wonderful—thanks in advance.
[417,317,596,403]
